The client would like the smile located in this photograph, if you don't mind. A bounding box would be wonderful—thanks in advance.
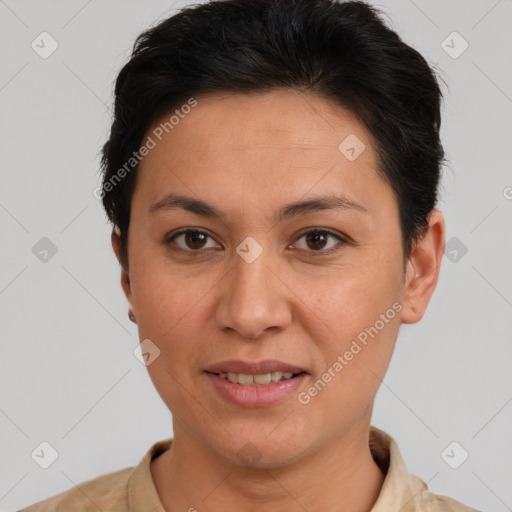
[205,371,308,407]
[213,371,303,385]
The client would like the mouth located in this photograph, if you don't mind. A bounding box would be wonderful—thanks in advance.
[206,370,307,386]
[205,359,308,384]
[204,359,309,406]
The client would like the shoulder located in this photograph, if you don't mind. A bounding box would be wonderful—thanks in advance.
[19,437,173,512]
[369,426,481,512]
[403,477,481,512]
[19,466,134,512]
[424,489,482,512]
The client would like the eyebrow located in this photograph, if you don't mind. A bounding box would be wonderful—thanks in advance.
[148,193,368,221]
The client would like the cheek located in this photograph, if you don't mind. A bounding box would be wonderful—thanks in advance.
[128,260,220,385]
[294,271,401,433]
[291,250,403,392]
[295,253,403,343]
[130,244,212,330]
[129,262,216,411]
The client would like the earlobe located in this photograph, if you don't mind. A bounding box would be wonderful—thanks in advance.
[401,210,445,324]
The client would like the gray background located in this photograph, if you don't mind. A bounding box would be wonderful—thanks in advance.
[1,1,511,511]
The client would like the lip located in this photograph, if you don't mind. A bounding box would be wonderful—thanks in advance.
[205,371,308,407]
[205,359,307,375]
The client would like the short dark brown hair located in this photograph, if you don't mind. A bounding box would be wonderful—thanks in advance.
[100,0,447,267]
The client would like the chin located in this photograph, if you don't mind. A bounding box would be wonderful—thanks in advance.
[210,429,308,469]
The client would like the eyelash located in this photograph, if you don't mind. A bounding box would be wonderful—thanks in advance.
[164,228,349,257]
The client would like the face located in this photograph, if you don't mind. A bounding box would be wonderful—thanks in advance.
[113,89,443,467]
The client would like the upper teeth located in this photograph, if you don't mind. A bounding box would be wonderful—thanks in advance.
[218,371,295,385]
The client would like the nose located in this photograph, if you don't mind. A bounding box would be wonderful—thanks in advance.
[214,250,293,340]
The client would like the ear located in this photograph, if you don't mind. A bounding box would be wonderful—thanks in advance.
[111,227,133,307]
[401,209,445,324]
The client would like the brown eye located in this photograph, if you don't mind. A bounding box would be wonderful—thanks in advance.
[167,229,219,251]
[305,231,329,250]
[293,229,346,254]
[183,231,207,249]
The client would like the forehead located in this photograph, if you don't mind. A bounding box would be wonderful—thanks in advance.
[133,89,392,217]
[153,90,371,152]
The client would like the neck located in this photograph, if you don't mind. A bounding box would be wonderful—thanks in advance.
[151,419,386,512]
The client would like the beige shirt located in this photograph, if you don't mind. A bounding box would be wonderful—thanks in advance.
[21,426,479,512]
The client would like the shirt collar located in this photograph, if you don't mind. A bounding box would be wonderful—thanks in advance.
[128,437,170,512]
[368,426,431,511]
[127,425,431,512]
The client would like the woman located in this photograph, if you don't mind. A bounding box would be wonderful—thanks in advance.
[22,0,478,510]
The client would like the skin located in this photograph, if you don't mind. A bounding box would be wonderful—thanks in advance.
[111,89,445,512]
